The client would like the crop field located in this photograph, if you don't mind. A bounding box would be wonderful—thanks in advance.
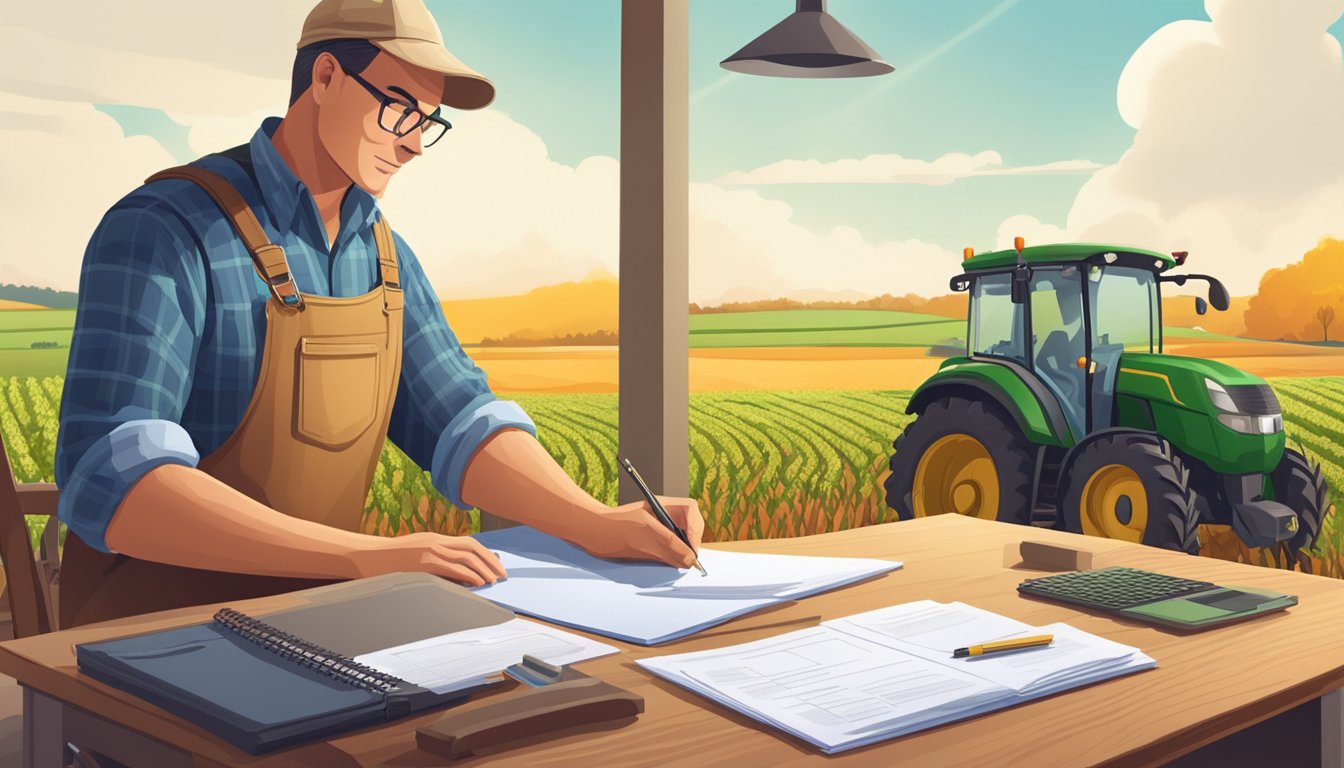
[0,310,76,332]
[685,308,1244,350]
[0,311,75,351]
[689,309,964,349]
[2,376,1340,576]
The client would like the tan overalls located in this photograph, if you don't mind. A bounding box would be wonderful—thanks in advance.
[60,164,404,628]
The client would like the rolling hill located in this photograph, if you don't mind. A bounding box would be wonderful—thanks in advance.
[441,269,617,345]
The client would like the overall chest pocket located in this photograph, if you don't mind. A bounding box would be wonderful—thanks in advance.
[296,338,381,448]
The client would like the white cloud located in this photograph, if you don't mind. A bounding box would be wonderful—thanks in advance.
[1001,0,1344,295]
[167,110,278,158]
[0,25,291,119]
[0,2,302,116]
[0,93,177,291]
[995,215,1070,250]
[716,151,1101,186]
[376,109,621,298]
[2,1,303,75]
[689,184,961,302]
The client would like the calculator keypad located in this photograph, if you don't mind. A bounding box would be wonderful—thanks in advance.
[1018,567,1214,610]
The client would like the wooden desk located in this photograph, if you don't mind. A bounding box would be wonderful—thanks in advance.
[2,515,1342,767]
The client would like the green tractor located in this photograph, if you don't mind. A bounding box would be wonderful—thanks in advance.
[884,240,1330,556]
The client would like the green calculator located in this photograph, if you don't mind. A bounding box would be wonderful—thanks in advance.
[1017,566,1298,630]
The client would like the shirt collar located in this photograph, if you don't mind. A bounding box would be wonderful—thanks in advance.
[249,117,381,237]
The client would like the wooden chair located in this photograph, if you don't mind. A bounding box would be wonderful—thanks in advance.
[0,430,62,638]
[0,432,193,767]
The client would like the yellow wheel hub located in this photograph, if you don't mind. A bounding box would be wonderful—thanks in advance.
[912,434,999,519]
[1078,464,1148,542]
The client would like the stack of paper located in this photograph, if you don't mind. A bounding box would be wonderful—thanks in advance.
[473,526,902,645]
[637,601,1155,753]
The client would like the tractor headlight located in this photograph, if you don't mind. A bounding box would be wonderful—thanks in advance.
[1217,413,1283,435]
[1206,378,1283,435]
[1205,379,1238,412]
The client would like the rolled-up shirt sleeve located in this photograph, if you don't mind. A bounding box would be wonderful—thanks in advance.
[383,232,537,509]
[55,199,206,552]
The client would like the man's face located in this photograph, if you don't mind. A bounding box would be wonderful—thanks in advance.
[315,51,443,197]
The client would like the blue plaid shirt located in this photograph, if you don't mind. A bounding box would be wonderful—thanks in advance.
[55,117,536,553]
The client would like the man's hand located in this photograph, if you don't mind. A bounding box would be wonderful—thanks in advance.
[456,429,708,570]
[578,496,706,568]
[347,532,508,587]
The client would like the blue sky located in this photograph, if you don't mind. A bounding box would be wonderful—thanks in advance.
[83,1,1344,298]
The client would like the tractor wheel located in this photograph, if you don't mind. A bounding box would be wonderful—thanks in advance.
[1271,448,1331,558]
[884,396,1035,524]
[1061,433,1201,553]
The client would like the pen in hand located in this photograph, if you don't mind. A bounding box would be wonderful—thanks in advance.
[620,457,709,576]
[953,634,1054,658]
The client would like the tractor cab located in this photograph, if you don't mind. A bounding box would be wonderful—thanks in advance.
[950,242,1225,441]
[883,240,1329,558]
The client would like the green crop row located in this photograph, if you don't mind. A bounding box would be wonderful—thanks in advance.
[2,377,1341,577]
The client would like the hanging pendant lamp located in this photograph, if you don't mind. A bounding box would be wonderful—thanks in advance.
[720,0,893,78]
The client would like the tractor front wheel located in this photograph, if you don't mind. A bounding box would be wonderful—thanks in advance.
[1271,448,1331,558]
[885,396,1035,523]
[1061,433,1201,554]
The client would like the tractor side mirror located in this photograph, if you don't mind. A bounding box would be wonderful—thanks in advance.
[1195,297,1208,316]
[1011,265,1031,304]
[1160,273,1231,312]
[1207,279,1230,311]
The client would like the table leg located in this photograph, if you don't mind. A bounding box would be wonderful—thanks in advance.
[1325,687,1343,768]
[22,686,65,768]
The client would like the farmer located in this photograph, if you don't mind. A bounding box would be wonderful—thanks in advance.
[53,0,703,627]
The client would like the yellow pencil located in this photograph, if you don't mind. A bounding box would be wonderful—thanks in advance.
[953,634,1054,658]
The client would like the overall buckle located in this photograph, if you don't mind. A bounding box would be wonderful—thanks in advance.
[381,282,403,314]
[268,274,305,311]
[252,244,305,311]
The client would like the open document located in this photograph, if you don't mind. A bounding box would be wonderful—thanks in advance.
[473,526,902,645]
[637,601,1156,753]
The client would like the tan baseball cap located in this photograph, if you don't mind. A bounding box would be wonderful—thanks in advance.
[298,0,495,110]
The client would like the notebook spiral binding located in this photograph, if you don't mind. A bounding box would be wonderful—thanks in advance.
[213,608,410,695]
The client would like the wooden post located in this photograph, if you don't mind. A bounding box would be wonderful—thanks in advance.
[619,0,690,503]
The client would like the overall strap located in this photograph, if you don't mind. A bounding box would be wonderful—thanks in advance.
[144,165,305,310]
[371,216,403,313]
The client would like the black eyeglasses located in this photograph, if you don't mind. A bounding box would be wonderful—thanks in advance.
[340,65,452,147]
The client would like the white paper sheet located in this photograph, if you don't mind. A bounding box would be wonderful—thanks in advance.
[637,601,1156,753]
[671,626,1004,749]
[355,617,618,694]
[471,526,902,645]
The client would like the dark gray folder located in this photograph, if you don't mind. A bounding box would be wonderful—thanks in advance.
[258,571,514,655]
[75,572,515,755]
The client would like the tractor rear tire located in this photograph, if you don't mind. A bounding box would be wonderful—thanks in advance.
[884,396,1035,524]
[1271,448,1330,558]
[1061,433,1201,554]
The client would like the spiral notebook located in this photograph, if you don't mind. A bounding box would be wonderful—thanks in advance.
[74,572,595,755]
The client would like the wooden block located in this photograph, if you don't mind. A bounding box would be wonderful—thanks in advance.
[1015,540,1096,571]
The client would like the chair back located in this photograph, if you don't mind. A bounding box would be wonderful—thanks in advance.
[0,431,60,637]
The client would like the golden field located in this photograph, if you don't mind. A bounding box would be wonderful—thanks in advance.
[472,339,1344,394]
